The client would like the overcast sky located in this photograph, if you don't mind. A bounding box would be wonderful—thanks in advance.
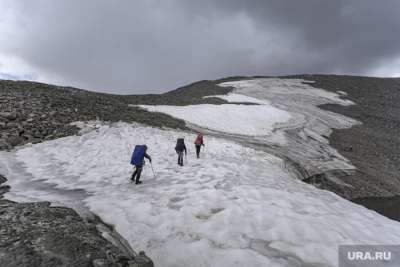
[1,0,400,94]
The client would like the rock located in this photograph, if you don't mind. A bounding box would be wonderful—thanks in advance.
[31,138,42,144]
[22,134,33,141]
[0,185,11,198]
[7,136,23,147]
[0,142,11,150]
[32,130,42,138]
[128,251,154,267]
[0,112,17,121]
[5,122,20,129]
[0,198,128,267]
[0,174,7,184]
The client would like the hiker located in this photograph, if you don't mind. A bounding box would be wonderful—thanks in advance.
[194,134,205,158]
[130,145,152,184]
[175,138,187,166]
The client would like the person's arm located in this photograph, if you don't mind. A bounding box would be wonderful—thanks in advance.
[184,145,187,155]
[144,153,152,162]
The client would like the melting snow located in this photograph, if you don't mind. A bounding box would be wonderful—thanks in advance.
[1,122,400,267]
[137,78,360,178]
[139,103,292,136]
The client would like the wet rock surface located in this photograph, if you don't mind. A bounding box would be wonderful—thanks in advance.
[0,175,153,267]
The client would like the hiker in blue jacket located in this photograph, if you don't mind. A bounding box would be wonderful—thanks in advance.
[130,145,152,184]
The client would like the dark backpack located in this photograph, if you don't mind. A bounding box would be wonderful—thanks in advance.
[131,145,146,166]
[175,138,185,151]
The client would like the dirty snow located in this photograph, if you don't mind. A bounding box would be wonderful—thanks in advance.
[219,78,355,106]
[1,122,400,267]
[138,78,359,177]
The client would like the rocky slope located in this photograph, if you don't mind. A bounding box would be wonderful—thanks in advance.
[284,75,400,200]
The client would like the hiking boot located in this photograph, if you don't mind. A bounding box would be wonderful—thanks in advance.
[135,181,142,185]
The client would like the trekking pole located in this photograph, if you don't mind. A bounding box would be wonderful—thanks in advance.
[150,162,156,179]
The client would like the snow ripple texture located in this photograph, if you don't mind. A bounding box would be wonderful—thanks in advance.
[139,78,361,180]
[1,122,400,267]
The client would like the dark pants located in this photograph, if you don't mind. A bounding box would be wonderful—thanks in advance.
[177,151,184,166]
[131,166,143,183]
[195,145,201,158]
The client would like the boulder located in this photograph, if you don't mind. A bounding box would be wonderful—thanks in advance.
[0,112,17,121]
[7,136,23,147]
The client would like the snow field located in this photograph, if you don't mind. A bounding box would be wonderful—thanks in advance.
[138,78,360,178]
[219,78,356,106]
[138,99,292,137]
[2,122,400,267]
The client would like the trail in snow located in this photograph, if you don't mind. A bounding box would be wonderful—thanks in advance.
[1,122,400,267]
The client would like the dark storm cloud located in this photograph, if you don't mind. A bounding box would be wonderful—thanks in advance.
[0,0,399,93]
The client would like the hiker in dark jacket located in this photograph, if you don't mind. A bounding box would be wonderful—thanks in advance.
[130,145,152,184]
[175,138,187,166]
[194,134,205,158]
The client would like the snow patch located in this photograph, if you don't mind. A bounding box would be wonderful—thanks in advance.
[138,103,292,137]
[1,122,400,267]
[219,78,355,106]
[135,78,359,178]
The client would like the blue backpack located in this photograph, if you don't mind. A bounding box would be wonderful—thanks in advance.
[130,145,146,166]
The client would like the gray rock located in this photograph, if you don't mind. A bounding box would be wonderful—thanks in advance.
[7,136,23,147]
[0,174,6,184]
[31,138,42,144]
[0,142,10,150]
[0,112,17,121]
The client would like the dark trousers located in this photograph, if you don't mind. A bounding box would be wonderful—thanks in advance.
[177,151,184,166]
[195,145,201,158]
[131,166,143,183]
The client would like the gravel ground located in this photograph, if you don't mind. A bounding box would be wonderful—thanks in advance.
[287,74,400,199]
[284,75,400,220]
